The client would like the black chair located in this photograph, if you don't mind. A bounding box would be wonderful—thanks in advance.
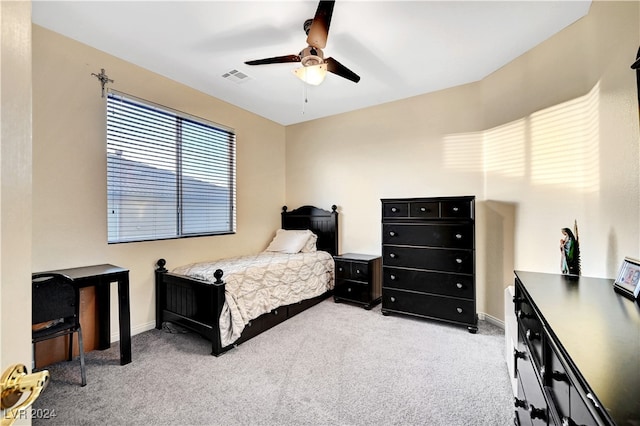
[32,273,86,386]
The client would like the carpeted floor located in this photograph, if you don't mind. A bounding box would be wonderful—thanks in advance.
[33,299,514,425]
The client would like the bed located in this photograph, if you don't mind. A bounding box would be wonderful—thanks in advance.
[154,205,338,356]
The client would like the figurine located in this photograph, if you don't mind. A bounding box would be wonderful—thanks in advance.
[560,221,581,275]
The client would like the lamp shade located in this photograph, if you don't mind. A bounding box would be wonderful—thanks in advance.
[293,63,328,85]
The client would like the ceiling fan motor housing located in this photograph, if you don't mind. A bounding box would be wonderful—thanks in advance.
[300,46,324,67]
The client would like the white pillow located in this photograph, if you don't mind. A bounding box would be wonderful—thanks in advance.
[265,229,313,254]
[301,232,318,253]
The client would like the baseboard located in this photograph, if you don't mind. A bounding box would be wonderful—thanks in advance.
[110,321,156,343]
[479,312,505,329]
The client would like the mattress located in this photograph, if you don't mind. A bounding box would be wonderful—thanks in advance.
[172,250,335,346]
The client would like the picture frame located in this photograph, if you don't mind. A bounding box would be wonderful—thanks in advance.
[614,257,640,300]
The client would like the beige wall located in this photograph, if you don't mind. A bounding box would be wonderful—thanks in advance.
[1,0,33,394]
[286,1,640,323]
[26,1,640,338]
[32,26,286,338]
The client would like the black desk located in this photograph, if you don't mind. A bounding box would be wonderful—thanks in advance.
[38,264,131,365]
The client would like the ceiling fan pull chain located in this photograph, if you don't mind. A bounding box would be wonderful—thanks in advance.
[302,85,308,114]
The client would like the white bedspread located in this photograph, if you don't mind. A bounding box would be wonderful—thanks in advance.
[171,251,335,346]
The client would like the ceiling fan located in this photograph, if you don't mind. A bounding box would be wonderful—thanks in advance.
[244,0,360,85]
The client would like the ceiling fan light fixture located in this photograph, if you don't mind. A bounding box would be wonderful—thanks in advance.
[293,63,328,86]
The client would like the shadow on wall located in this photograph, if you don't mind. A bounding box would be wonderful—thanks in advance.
[481,200,517,321]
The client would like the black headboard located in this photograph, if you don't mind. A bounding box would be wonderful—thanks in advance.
[281,205,338,256]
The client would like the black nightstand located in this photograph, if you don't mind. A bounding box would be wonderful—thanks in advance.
[333,253,382,310]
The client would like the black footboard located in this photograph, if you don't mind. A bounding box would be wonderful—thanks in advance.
[155,259,332,356]
[155,259,229,355]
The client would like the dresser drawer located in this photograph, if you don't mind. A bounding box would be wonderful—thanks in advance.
[545,344,571,422]
[382,223,473,249]
[515,376,531,426]
[441,200,473,218]
[570,390,599,426]
[515,290,544,368]
[383,267,473,299]
[336,260,369,281]
[516,330,548,425]
[409,201,439,218]
[382,288,475,324]
[383,202,409,218]
[383,246,473,274]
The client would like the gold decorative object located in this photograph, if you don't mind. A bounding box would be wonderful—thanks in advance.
[1,364,49,426]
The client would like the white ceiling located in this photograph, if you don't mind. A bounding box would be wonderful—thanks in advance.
[32,1,591,126]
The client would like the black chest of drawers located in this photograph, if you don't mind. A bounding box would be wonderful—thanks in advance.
[513,271,640,426]
[381,196,477,333]
[334,253,382,310]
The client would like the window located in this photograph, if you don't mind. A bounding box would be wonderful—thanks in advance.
[106,92,236,243]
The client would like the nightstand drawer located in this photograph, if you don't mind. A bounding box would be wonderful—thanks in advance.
[336,260,369,281]
[383,289,475,324]
[334,280,369,303]
[382,223,473,249]
[383,267,473,299]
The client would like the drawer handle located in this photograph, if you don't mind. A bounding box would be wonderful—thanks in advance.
[420,207,427,212]
[391,207,397,212]
[551,370,568,383]
[390,296,396,302]
[456,258,462,264]
[586,393,600,408]
[517,310,533,320]
[338,267,344,272]
[347,287,352,292]
[389,253,397,259]
[514,397,527,409]
[455,233,462,239]
[389,231,396,237]
[273,309,278,315]
[528,404,546,420]
[390,274,396,281]
[456,282,463,289]
[456,307,463,314]
[525,329,540,342]
[453,207,459,212]
[355,269,361,274]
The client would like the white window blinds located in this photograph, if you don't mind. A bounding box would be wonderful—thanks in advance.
[106,92,236,243]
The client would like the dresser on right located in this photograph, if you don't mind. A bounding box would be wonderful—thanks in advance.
[380,196,477,333]
[513,270,640,425]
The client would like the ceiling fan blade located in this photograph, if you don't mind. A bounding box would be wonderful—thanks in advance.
[325,57,360,83]
[245,55,300,65]
[306,1,335,49]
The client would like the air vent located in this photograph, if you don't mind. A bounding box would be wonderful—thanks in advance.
[222,69,252,84]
